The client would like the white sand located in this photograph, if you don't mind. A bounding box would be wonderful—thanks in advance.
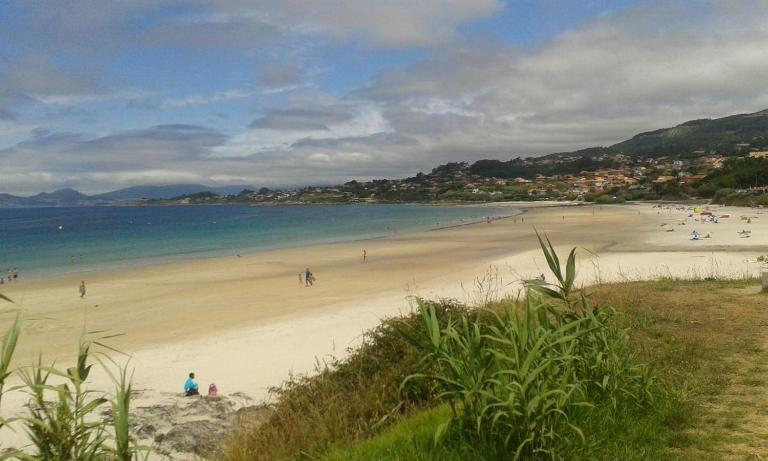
[1,202,767,451]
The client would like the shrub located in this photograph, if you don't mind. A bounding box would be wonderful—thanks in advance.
[400,236,654,459]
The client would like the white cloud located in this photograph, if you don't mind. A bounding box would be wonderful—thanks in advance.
[359,1,768,158]
[161,90,259,108]
[267,0,503,47]
[84,170,204,184]
[4,0,768,194]
[210,101,392,158]
[31,90,152,105]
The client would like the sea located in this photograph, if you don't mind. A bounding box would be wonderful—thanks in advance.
[0,204,518,279]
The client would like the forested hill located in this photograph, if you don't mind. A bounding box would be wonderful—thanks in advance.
[553,109,768,158]
[470,109,768,179]
[610,109,768,156]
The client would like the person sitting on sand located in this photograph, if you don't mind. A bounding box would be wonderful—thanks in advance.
[184,372,200,396]
[208,383,218,397]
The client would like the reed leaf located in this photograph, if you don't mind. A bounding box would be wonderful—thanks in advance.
[399,236,656,459]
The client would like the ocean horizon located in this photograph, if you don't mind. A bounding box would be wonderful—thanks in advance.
[0,204,518,279]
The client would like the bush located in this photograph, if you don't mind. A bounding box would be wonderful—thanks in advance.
[712,188,735,203]
[595,194,626,204]
[399,237,654,459]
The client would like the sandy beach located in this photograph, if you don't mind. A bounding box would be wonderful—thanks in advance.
[2,202,767,453]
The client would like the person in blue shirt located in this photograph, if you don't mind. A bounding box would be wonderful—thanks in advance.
[184,372,200,396]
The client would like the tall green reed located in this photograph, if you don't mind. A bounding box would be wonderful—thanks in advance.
[401,235,655,459]
[0,292,148,460]
[0,294,20,434]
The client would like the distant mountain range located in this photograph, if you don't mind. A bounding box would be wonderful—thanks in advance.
[93,184,252,201]
[0,185,254,207]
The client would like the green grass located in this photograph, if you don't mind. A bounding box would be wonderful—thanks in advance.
[321,406,463,461]
[387,237,659,460]
[216,301,469,461]
[322,397,693,461]
[219,265,768,460]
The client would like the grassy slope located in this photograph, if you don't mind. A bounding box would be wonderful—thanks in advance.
[320,279,768,460]
[599,279,768,459]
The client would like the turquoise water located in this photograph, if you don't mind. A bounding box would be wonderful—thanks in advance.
[0,204,517,279]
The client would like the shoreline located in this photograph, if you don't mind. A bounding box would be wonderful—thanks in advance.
[7,202,759,358]
[3,203,521,283]
[2,202,766,454]
[4,202,763,365]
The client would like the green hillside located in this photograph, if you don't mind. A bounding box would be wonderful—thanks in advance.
[612,109,768,156]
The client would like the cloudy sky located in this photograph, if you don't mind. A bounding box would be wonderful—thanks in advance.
[2,0,768,194]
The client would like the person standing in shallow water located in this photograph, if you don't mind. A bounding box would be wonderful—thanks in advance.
[79,280,86,298]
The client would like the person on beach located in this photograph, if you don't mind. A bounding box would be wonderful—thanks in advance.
[362,249,367,263]
[305,268,313,287]
[184,372,200,396]
[208,383,218,397]
[79,281,86,298]
[298,273,303,286]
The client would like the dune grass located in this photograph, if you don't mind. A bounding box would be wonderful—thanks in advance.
[320,398,686,461]
[0,293,149,460]
[389,236,659,460]
[320,405,495,461]
[216,301,470,461]
[221,254,768,461]
[307,277,768,461]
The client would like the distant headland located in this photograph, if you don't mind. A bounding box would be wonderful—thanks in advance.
[4,109,768,208]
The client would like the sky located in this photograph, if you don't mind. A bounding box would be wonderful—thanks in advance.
[2,0,768,195]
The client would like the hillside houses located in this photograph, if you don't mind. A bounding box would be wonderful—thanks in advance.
[153,148,763,206]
